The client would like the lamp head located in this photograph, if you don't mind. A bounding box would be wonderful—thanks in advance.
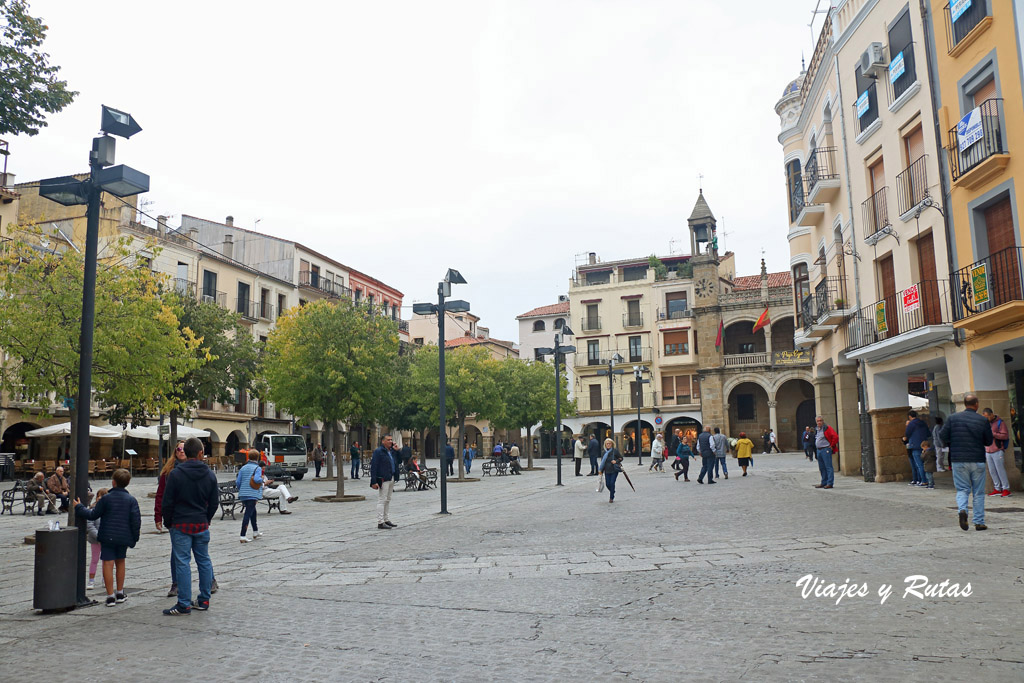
[560,324,575,337]
[535,347,554,356]
[100,105,142,139]
[611,352,624,363]
[445,268,467,285]
[412,302,436,315]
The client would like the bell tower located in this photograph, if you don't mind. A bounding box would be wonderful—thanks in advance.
[688,190,726,430]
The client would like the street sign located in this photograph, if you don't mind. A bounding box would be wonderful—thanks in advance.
[875,300,888,333]
[158,424,171,435]
[971,263,990,306]
[654,415,663,426]
[957,107,984,152]
[902,284,920,313]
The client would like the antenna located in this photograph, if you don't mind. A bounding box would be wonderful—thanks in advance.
[668,237,684,255]
[698,173,704,192]
[720,216,733,253]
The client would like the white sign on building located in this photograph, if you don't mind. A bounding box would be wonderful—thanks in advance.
[957,107,984,152]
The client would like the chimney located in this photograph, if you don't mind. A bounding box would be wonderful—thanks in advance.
[188,228,199,242]
[225,215,234,227]
[156,215,167,235]
[588,252,597,265]
[223,234,233,259]
[1,172,14,187]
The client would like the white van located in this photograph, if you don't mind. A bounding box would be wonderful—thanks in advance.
[257,434,309,480]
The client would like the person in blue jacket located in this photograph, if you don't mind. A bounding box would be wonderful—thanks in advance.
[74,468,141,607]
[370,435,397,530]
[904,410,931,487]
[235,450,264,543]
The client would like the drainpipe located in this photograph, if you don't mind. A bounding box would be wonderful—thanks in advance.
[833,38,876,481]
[920,0,962,349]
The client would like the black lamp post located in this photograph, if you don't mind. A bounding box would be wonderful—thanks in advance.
[632,365,650,465]
[38,105,148,608]
[412,268,468,515]
[596,352,625,447]
[535,324,575,486]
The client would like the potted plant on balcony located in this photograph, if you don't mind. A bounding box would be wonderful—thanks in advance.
[648,255,669,281]
[834,298,846,309]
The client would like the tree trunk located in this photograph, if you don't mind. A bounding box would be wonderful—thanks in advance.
[457,414,466,479]
[526,425,534,469]
[169,408,179,456]
[334,422,346,498]
[325,420,334,479]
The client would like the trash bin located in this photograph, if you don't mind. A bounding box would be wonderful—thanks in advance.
[33,528,78,611]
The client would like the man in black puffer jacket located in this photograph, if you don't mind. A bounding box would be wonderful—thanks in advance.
[940,393,993,531]
[74,468,141,607]
[161,437,219,615]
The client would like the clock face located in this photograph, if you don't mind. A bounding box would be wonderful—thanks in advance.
[696,278,713,298]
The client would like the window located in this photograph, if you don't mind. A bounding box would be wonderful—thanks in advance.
[786,159,803,223]
[236,282,251,315]
[663,331,689,356]
[899,126,927,214]
[533,320,546,332]
[414,337,424,345]
[554,318,565,329]
[368,293,374,306]
[626,299,641,326]
[534,348,545,361]
[622,265,648,282]
[691,375,700,400]
[737,394,755,421]
[739,342,755,354]
[277,293,286,319]
[946,0,988,51]
[887,9,916,101]
[202,270,217,301]
[587,340,601,366]
[584,270,611,285]
[585,304,600,330]
[311,264,320,287]
[630,381,642,408]
[661,375,676,402]
[260,288,270,319]
[589,384,603,411]
[354,288,362,301]
[392,305,398,319]
[679,376,692,403]
[628,336,642,362]
[854,64,879,133]
[665,292,688,319]
[661,375,693,405]
[793,263,810,327]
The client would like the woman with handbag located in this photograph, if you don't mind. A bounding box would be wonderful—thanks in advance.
[235,450,264,543]
[673,437,693,482]
[598,438,623,503]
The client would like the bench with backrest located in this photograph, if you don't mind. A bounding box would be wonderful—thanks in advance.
[217,479,292,520]
[2,480,37,515]
[403,467,438,491]
[481,457,509,476]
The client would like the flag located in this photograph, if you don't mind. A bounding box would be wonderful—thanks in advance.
[714,319,723,348]
[752,308,770,333]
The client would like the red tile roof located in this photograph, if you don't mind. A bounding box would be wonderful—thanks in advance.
[517,301,570,319]
[444,335,517,351]
[732,272,792,290]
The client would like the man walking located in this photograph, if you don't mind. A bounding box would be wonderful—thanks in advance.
[370,435,397,530]
[349,442,361,480]
[802,427,815,461]
[941,394,993,530]
[574,435,586,476]
[696,427,716,484]
[312,443,324,478]
[813,416,839,489]
[768,429,780,453]
[444,440,456,476]
[904,410,930,487]
[587,434,601,476]
[712,427,729,480]
[982,408,1011,497]
[160,437,219,615]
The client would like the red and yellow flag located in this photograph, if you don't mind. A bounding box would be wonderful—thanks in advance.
[714,319,723,348]
[752,308,770,333]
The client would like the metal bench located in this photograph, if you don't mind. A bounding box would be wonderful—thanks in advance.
[1,480,36,515]
[218,482,290,520]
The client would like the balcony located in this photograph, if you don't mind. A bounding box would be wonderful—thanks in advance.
[862,187,892,243]
[171,278,195,297]
[299,270,347,298]
[398,319,410,333]
[571,271,614,288]
[844,279,954,361]
[625,346,653,364]
[622,312,644,329]
[580,316,602,333]
[854,81,880,138]
[805,147,841,203]
[657,307,691,321]
[793,178,824,226]
[885,44,919,108]
[723,352,770,367]
[947,98,1009,190]
[951,246,1024,334]
[201,289,227,307]
[896,155,929,218]
[573,392,659,414]
[800,277,850,335]
[236,298,259,321]
[258,301,276,321]
[944,0,991,57]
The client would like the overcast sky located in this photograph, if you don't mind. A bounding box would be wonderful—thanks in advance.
[9,0,826,341]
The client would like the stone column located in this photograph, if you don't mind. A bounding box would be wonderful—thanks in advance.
[767,399,778,442]
[813,375,838,429]
[833,365,861,476]
[869,406,912,482]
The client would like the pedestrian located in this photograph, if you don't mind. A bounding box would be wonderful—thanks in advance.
[463,445,473,474]
[370,435,397,530]
[649,433,665,472]
[509,443,522,474]
[932,417,948,471]
[73,468,141,608]
[401,442,413,471]
[712,427,729,480]
[235,450,263,543]
[940,393,993,530]
[445,440,456,476]
[160,437,219,615]
[155,442,187,598]
[350,442,361,480]
[768,429,780,453]
[587,434,601,475]
[735,432,754,476]
[574,435,586,476]
[668,429,682,470]
[696,427,716,484]
[813,416,839,489]
[904,410,930,487]
[312,443,324,478]
[802,426,815,461]
[598,438,623,503]
[673,436,693,481]
[761,429,772,454]
[920,440,936,489]
[982,408,1011,497]
[86,488,107,591]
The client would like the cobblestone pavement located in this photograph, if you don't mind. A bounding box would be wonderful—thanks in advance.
[1,454,1022,682]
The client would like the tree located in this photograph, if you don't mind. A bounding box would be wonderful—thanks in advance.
[491,357,573,469]
[0,232,200,510]
[0,0,77,137]
[648,255,668,281]
[263,300,398,499]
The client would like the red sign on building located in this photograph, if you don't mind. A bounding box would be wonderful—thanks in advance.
[902,284,920,313]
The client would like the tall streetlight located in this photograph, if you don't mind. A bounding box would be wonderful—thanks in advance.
[596,352,625,447]
[412,268,469,515]
[535,324,575,486]
[38,105,149,608]
[632,365,650,465]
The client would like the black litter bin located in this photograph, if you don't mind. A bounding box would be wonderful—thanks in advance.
[33,528,78,611]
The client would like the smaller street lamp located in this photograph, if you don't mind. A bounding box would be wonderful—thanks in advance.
[596,352,625,448]
[632,365,650,465]
[535,323,575,486]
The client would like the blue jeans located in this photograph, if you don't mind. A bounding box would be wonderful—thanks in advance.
[240,499,258,536]
[604,470,618,500]
[714,456,728,476]
[350,459,360,479]
[589,455,598,474]
[464,458,472,473]
[923,471,934,486]
[698,455,716,482]
[816,447,834,486]
[169,528,213,608]
[909,448,925,483]
[952,461,987,525]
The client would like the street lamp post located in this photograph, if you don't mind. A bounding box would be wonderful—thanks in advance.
[535,325,575,487]
[633,365,649,465]
[38,105,148,608]
[412,269,469,515]
[596,352,624,448]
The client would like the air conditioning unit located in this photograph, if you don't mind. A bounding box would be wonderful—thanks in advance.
[859,42,887,77]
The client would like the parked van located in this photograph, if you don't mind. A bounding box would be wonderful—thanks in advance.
[256,434,309,480]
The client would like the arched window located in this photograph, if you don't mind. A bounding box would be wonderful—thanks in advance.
[554,318,565,329]
[533,320,546,332]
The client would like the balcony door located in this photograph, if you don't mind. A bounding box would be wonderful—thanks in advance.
[202,270,217,302]
[628,335,642,363]
[984,197,1021,305]
[586,304,599,330]
[878,254,899,337]
[587,340,601,366]
[916,233,941,325]
[589,384,602,411]
[626,299,641,327]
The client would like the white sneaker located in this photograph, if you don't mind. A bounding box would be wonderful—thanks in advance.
[240,536,250,543]
[87,579,95,590]
[253,531,263,540]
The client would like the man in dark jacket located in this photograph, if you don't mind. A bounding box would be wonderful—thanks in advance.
[940,394,994,531]
[587,435,601,476]
[400,443,413,470]
[444,440,456,476]
[370,435,397,530]
[74,468,141,607]
[160,437,219,615]
[904,411,930,486]
[668,429,682,471]
[696,427,716,485]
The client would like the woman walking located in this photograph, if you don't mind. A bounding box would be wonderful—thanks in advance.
[598,438,623,503]
[155,442,186,597]
[236,450,263,543]
[673,436,693,481]
[649,433,665,472]
[735,432,754,476]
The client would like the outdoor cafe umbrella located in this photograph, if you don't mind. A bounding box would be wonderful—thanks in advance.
[25,423,123,438]
[125,424,210,440]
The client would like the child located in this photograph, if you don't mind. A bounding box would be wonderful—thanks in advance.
[86,488,109,590]
[74,469,141,607]
[920,440,937,489]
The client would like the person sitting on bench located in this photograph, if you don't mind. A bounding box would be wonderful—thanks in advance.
[256,461,298,514]
[408,455,428,490]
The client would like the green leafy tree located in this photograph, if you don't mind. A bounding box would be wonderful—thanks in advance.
[0,233,200,510]
[0,0,77,137]
[491,357,574,468]
[676,261,693,278]
[263,300,398,498]
[648,255,668,281]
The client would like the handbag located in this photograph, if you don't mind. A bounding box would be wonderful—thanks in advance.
[248,465,261,490]
[597,477,605,493]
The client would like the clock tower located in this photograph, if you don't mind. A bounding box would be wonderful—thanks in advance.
[688,190,727,431]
